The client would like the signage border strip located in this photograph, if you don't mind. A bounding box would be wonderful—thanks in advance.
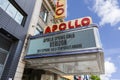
[25,48,103,59]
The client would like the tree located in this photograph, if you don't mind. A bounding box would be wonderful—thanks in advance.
[90,75,101,80]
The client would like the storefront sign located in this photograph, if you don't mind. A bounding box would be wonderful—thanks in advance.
[27,27,98,55]
[55,0,66,19]
[44,17,92,34]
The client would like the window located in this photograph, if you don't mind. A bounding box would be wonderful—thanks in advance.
[0,32,12,78]
[0,0,26,26]
[34,24,43,35]
[0,0,9,10]
[40,4,48,22]
[0,48,8,78]
[14,11,24,24]
[6,4,18,18]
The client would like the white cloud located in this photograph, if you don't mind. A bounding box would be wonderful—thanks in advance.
[106,57,111,61]
[118,56,120,58]
[100,58,117,80]
[118,27,120,30]
[92,0,120,26]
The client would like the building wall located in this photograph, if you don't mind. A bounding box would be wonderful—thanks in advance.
[14,0,64,80]
[0,0,36,80]
[14,0,43,80]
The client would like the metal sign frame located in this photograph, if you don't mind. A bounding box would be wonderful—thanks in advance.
[25,24,102,58]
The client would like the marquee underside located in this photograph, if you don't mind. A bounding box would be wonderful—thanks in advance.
[25,52,104,75]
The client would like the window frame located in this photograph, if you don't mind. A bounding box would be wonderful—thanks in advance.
[40,3,49,23]
[0,0,27,26]
[9,0,27,26]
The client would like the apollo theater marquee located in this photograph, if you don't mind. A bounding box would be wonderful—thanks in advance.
[25,0,104,75]
[25,17,104,75]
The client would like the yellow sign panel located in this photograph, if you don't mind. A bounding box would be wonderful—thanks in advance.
[55,0,66,19]
[62,76,73,80]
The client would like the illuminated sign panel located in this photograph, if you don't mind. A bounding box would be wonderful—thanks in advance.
[27,27,100,55]
[44,17,92,34]
[55,0,66,19]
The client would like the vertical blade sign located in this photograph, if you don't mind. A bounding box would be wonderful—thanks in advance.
[55,0,66,19]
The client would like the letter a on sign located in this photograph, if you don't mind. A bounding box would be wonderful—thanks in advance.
[55,0,66,19]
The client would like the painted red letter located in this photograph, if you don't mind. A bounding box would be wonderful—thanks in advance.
[44,26,51,34]
[56,8,64,16]
[56,1,64,8]
[52,25,58,32]
[59,23,66,31]
[68,21,74,29]
[81,18,90,26]
[75,20,81,28]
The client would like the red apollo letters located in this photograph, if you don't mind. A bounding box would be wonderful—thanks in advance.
[44,17,92,34]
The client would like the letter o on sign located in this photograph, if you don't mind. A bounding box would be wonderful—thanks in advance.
[56,8,64,16]
[81,18,90,26]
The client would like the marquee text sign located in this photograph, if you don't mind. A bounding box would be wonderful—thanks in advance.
[27,28,97,55]
[44,17,92,34]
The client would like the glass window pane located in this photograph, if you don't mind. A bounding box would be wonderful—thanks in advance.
[0,0,25,26]
[0,48,8,78]
[40,12,45,20]
[0,33,11,78]
[6,4,17,18]
[44,12,47,22]
[40,5,48,22]
[0,0,9,10]
[40,6,45,19]
[15,12,23,24]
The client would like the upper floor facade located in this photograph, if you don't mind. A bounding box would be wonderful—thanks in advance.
[28,0,64,36]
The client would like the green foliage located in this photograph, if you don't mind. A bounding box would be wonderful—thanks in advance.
[90,75,101,80]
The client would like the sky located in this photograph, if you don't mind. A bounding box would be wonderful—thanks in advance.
[65,0,120,80]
